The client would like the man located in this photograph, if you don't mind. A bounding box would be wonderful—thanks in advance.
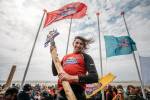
[17,84,32,100]
[4,87,18,100]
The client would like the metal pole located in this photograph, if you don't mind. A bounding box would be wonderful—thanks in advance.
[121,11,146,99]
[96,12,105,100]
[65,17,73,54]
[20,10,46,90]
[96,12,103,80]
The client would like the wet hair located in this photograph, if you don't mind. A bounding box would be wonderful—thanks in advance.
[74,36,94,50]
[117,85,123,90]
[23,84,32,91]
[4,87,18,96]
[127,85,135,90]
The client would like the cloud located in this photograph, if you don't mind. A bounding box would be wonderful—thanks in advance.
[107,16,120,24]
[72,20,97,32]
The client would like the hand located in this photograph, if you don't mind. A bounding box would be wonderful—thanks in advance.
[58,72,79,82]
[58,72,71,81]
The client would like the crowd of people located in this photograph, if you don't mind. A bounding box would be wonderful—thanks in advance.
[86,84,150,100]
[0,83,150,100]
[0,83,57,100]
[103,84,150,100]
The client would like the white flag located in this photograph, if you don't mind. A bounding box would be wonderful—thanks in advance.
[139,56,150,86]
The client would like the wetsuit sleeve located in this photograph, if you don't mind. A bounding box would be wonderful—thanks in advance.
[78,53,98,83]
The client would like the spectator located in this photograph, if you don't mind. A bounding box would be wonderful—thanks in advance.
[4,87,18,100]
[17,84,32,100]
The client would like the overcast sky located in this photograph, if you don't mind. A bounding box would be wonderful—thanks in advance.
[0,0,150,82]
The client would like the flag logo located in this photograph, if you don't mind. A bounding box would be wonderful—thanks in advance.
[59,6,76,17]
[118,39,129,47]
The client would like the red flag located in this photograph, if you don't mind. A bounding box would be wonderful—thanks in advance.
[44,2,87,28]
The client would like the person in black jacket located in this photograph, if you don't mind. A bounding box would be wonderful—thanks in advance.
[4,87,18,100]
[17,84,32,100]
[52,36,98,100]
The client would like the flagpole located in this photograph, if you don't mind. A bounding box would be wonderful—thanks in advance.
[96,12,103,77]
[121,11,146,99]
[96,12,105,100]
[20,10,46,90]
[65,17,73,54]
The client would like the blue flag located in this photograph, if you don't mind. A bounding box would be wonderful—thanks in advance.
[104,36,137,57]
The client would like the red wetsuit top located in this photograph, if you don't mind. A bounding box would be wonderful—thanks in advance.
[62,53,86,75]
[58,53,87,90]
[52,52,98,91]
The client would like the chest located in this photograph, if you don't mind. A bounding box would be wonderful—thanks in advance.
[63,54,84,66]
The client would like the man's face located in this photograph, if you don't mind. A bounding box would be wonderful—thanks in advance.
[73,39,84,53]
[25,90,32,96]
[4,94,12,100]
[129,87,136,95]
